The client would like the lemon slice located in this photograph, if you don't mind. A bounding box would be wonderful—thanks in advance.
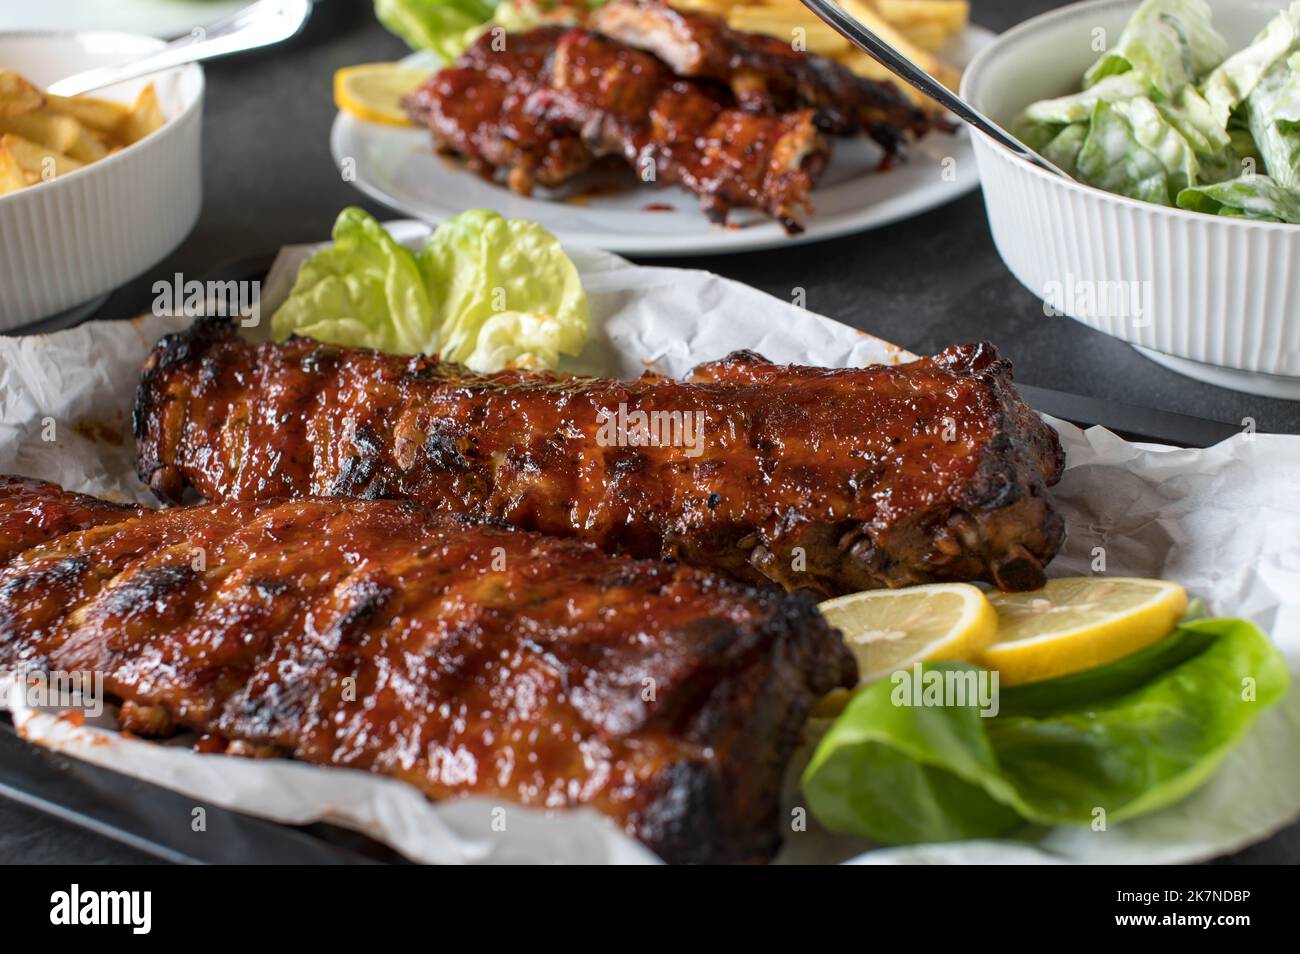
[334,64,429,126]
[976,576,1188,686]
[819,583,998,690]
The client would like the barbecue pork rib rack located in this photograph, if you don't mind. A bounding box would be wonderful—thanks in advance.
[135,320,1065,596]
[0,476,854,864]
[402,2,941,232]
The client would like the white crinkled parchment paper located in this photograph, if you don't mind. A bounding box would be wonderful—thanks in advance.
[0,224,1296,864]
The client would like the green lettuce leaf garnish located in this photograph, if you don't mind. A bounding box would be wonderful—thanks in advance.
[270,207,435,354]
[802,616,1289,845]
[1084,0,1226,99]
[374,0,498,61]
[271,208,589,372]
[1177,172,1300,222]
[416,208,587,368]
[375,0,600,62]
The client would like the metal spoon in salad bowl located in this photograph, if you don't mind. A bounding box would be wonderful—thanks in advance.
[798,0,1073,179]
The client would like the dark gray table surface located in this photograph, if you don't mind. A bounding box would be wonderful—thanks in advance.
[4,0,1296,863]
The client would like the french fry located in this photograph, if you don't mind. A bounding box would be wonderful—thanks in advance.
[0,110,81,153]
[0,71,163,196]
[0,133,84,181]
[727,8,851,54]
[0,69,44,118]
[65,124,108,163]
[899,19,952,52]
[117,83,165,146]
[46,93,130,133]
[837,0,957,86]
[0,144,28,195]
[669,0,736,13]
[839,50,939,107]
[873,0,969,32]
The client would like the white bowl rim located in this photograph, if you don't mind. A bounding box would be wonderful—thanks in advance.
[0,29,205,206]
[960,0,1300,233]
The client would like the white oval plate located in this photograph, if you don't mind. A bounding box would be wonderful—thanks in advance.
[332,26,992,256]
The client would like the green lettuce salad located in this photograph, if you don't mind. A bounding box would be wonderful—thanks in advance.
[802,611,1288,845]
[271,207,589,372]
[375,0,596,62]
[1018,0,1300,223]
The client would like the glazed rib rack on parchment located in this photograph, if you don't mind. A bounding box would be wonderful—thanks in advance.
[134,320,1065,596]
[402,1,940,232]
[0,476,854,864]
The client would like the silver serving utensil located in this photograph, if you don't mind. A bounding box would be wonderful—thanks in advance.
[47,0,313,97]
[798,0,1072,179]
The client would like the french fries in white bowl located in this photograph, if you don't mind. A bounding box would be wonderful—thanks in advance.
[0,33,203,330]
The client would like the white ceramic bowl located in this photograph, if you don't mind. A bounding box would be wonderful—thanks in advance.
[962,0,1300,399]
[0,33,203,331]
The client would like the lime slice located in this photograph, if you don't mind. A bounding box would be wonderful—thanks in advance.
[334,63,428,126]
[977,576,1188,686]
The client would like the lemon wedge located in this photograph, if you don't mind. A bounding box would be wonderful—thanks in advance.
[977,576,1188,686]
[334,64,429,126]
[819,583,998,690]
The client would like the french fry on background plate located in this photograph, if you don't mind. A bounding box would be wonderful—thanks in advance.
[874,0,969,31]
[728,5,851,54]
[836,0,959,84]
[900,19,952,52]
[670,0,735,13]
[696,0,969,108]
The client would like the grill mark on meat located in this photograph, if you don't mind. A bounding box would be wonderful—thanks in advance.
[590,0,940,142]
[98,564,197,616]
[0,479,855,863]
[404,25,830,232]
[135,321,1066,595]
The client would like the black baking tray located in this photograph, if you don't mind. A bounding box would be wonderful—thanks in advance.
[0,254,1249,864]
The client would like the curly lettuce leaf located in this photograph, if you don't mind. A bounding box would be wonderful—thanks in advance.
[1022,73,1150,125]
[271,208,589,371]
[1159,84,1237,180]
[1014,122,1090,178]
[461,311,574,372]
[270,207,435,353]
[1201,2,1300,127]
[1084,0,1226,99]
[1177,172,1300,222]
[375,0,596,62]
[374,0,498,61]
[417,209,588,369]
[802,617,1289,846]
[1040,122,1090,177]
[1246,51,1300,188]
[1075,99,1182,203]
